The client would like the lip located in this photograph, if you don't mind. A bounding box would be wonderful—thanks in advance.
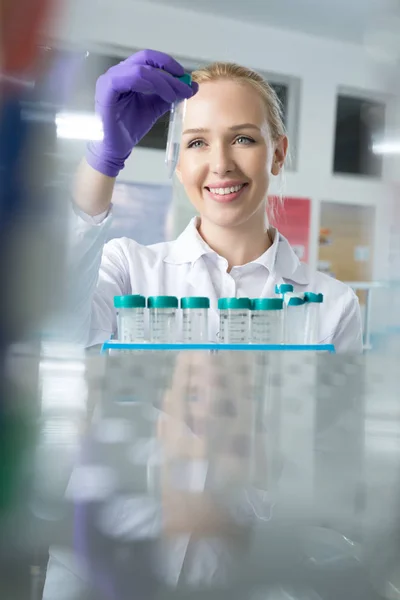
[205,180,247,189]
[204,182,249,204]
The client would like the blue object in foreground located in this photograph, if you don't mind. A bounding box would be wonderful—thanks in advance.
[101,341,336,353]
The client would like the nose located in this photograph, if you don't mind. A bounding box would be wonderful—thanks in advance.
[209,141,235,176]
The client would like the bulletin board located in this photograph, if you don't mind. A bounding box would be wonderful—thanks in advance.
[269,196,311,263]
[318,201,375,305]
[106,182,173,245]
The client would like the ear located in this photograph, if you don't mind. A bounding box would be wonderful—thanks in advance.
[271,135,288,176]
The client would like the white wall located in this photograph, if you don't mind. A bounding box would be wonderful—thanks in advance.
[57,0,398,277]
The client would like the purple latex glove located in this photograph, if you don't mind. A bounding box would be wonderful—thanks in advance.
[86,49,198,177]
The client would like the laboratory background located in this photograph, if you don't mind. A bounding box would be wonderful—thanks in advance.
[1,0,400,599]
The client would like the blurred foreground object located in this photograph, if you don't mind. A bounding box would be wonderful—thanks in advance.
[0,0,64,347]
[0,2,74,599]
[0,0,64,514]
[0,0,53,75]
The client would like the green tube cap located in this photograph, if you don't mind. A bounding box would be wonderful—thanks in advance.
[218,297,251,310]
[114,295,146,308]
[252,298,283,311]
[147,296,178,309]
[181,297,210,309]
[178,73,192,86]
[304,292,324,303]
[287,296,305,306]
[275,284,294,295]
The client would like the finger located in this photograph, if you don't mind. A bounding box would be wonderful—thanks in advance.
[190,81,199,95]
[139,67,181,103]
[99,57,196,104]
[104,65,194,104]
[127,49,185,77]
[98,64,170,104]
[142,68,196,102]
[106,64,155,95]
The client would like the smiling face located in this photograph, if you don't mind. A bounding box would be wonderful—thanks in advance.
[176,79,286,231]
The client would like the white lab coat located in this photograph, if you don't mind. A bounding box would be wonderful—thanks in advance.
[65,207,362,353]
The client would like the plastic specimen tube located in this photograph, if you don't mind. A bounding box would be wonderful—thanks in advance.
[250,298,284,344]
[147,296,178,343]
[181,296,210,342]
[114,295,146,342]
[284,293,306,345]
[165,73,192,178]
[304,292,324,344]
[218,298,251,344]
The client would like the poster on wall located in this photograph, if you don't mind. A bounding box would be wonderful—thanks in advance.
[318,201,374,283]
[105,182,173,245]
[269,196,311,263]
[318,201,375,310]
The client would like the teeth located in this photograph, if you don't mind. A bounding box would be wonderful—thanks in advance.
[209,184,244,195]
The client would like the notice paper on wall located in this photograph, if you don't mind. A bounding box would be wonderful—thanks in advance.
[354,246,370,262]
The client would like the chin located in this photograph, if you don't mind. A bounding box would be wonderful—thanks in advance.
[204,209,255,229]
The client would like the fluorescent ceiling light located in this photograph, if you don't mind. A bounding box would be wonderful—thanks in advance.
[372,141,400,155]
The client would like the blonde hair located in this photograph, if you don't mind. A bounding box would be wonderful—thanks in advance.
[191,62,287,222]
[191,62,287,142]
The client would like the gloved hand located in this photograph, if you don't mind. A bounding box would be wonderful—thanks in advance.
[86,49,198,177]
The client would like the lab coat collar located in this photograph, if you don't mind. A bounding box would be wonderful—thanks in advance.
[165,217,309,285]
[272,228,310,285]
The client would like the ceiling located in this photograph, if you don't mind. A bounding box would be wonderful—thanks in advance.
[144,0,398,45]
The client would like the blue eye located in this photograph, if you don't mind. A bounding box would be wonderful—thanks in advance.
[187,139,205,149]
[235,136,254,145]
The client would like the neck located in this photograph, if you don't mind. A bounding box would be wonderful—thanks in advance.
[198,211,272,271]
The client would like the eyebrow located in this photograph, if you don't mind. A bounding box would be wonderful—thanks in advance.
[182,123,261,135]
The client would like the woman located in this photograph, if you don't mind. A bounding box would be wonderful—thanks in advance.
[70,49,362,352]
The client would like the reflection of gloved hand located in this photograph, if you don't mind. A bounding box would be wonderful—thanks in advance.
[86,49,197,177]
[159,352,254,537]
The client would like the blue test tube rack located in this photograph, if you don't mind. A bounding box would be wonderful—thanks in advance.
[101,341,335,353]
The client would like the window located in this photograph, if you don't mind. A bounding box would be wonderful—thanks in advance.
[45,48,294,155]
[333,94,385,177]
[137,113,169,150]
[270,83,288,126]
